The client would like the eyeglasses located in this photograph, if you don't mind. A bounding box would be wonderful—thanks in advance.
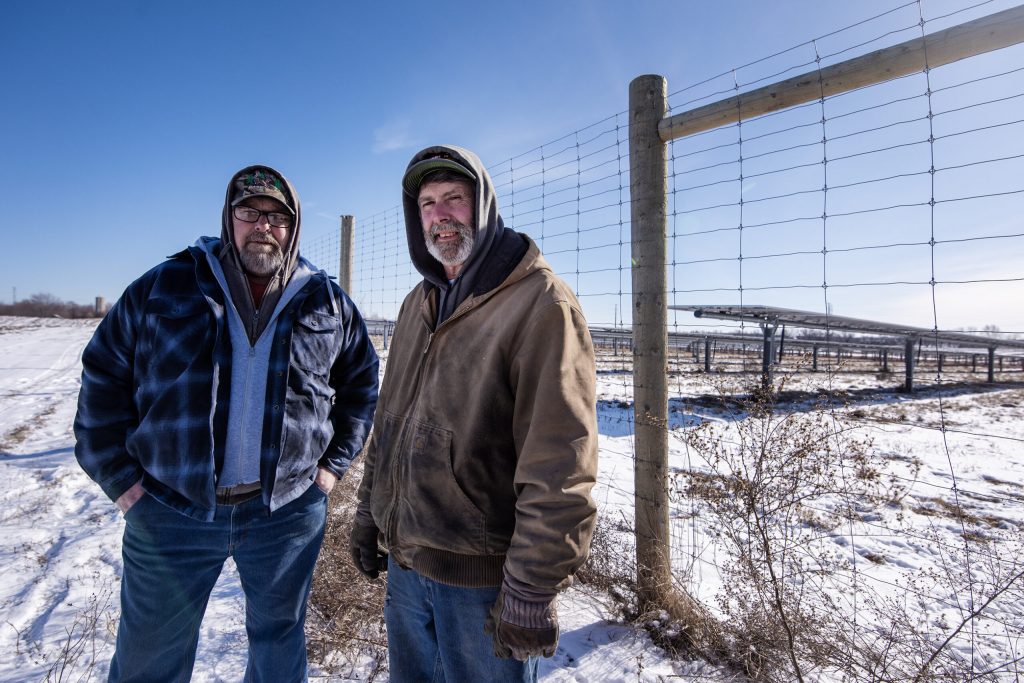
[232,206,294,228]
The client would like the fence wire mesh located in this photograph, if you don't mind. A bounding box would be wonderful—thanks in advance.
[303,1,1024,678]
[661,2,1024,678]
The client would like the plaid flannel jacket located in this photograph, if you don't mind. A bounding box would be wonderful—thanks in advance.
[74,243,379,521]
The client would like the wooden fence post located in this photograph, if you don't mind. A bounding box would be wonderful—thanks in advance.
[339,215,354,294]
[629,74,671,606]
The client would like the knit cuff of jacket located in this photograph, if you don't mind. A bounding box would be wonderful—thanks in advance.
[353,500,375,528]
[500,578,558,630]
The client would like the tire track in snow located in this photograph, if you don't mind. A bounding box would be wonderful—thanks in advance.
[0,319,95,454]
[0,318,118,681]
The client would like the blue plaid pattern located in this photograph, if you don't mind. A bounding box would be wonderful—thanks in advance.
[74,243,379,521]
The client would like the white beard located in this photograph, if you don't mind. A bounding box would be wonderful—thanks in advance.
[425,219,475,269]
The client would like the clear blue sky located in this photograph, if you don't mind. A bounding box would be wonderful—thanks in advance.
[3,0,1021,332]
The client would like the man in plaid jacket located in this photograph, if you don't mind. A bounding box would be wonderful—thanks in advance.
[74,165,378,683]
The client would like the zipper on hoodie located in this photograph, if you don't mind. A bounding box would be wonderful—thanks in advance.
[235,307,260,485]
[236,345,257,485]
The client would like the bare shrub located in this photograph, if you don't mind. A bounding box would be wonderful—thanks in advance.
[843,523,1024,682]
[577,507,725,663]
[678,386,902,681]
[673,377,1024,681]
[306,462,388,680]
[575,512,637,606]
[44,579,115,683]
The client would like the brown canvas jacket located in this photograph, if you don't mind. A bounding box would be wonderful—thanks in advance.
[356,236,598,593]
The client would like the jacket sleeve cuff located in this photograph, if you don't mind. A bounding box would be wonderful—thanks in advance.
[101,466,145,504]
[353,499,376,527]
[316,457,348,481]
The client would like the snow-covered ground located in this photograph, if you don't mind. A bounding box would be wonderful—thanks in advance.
[0,317,713,682]
[1,316,1022,681]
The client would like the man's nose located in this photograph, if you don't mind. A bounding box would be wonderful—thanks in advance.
[253,215,273,232]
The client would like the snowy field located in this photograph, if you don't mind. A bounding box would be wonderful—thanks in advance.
[1,315,1022,681]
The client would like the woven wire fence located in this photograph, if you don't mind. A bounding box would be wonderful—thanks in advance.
[304,1,1024,678]
[660,1,1024,678]
[304,118,633,329]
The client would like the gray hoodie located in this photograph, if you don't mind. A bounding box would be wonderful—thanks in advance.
[402,145,527,327]
[213,165,308,490]
[219,164,303,343]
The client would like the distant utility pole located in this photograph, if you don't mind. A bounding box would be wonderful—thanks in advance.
[11,287,15,304]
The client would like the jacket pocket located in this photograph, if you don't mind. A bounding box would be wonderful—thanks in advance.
[291,312,339,378]
[139,296,213,383]
[399,419,487,555]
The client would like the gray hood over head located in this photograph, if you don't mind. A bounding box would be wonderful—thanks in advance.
[219,164,302,342]
[403,145,525,326]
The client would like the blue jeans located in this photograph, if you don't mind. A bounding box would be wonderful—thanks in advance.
[384,557,538,683]
[109,484,328,683]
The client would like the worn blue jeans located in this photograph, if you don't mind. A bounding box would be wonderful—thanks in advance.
[108,484,328,683]
[384,557,538,682]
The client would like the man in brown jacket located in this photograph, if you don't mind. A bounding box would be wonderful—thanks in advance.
[351,144,598,682]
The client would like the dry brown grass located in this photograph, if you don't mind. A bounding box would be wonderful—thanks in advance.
[575,512,723,664]
[306,462,388,680]
[0,402,60,451]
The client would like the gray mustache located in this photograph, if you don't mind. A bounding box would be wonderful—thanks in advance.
[430,220,470,236]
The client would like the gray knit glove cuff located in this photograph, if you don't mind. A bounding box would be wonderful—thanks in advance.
[499,586,558,630]
[484,585,560,660]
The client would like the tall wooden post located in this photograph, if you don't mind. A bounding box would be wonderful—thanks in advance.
[629,74,671,606]
[339,215,354,294]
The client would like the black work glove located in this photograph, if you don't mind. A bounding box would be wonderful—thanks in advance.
[349,520,388,580]
[484,588,559,661]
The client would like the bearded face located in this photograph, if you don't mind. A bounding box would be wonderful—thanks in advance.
[231,197,291,279]
[239,232,285,277]
[417,179,476,278]
[424,218,475,269]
